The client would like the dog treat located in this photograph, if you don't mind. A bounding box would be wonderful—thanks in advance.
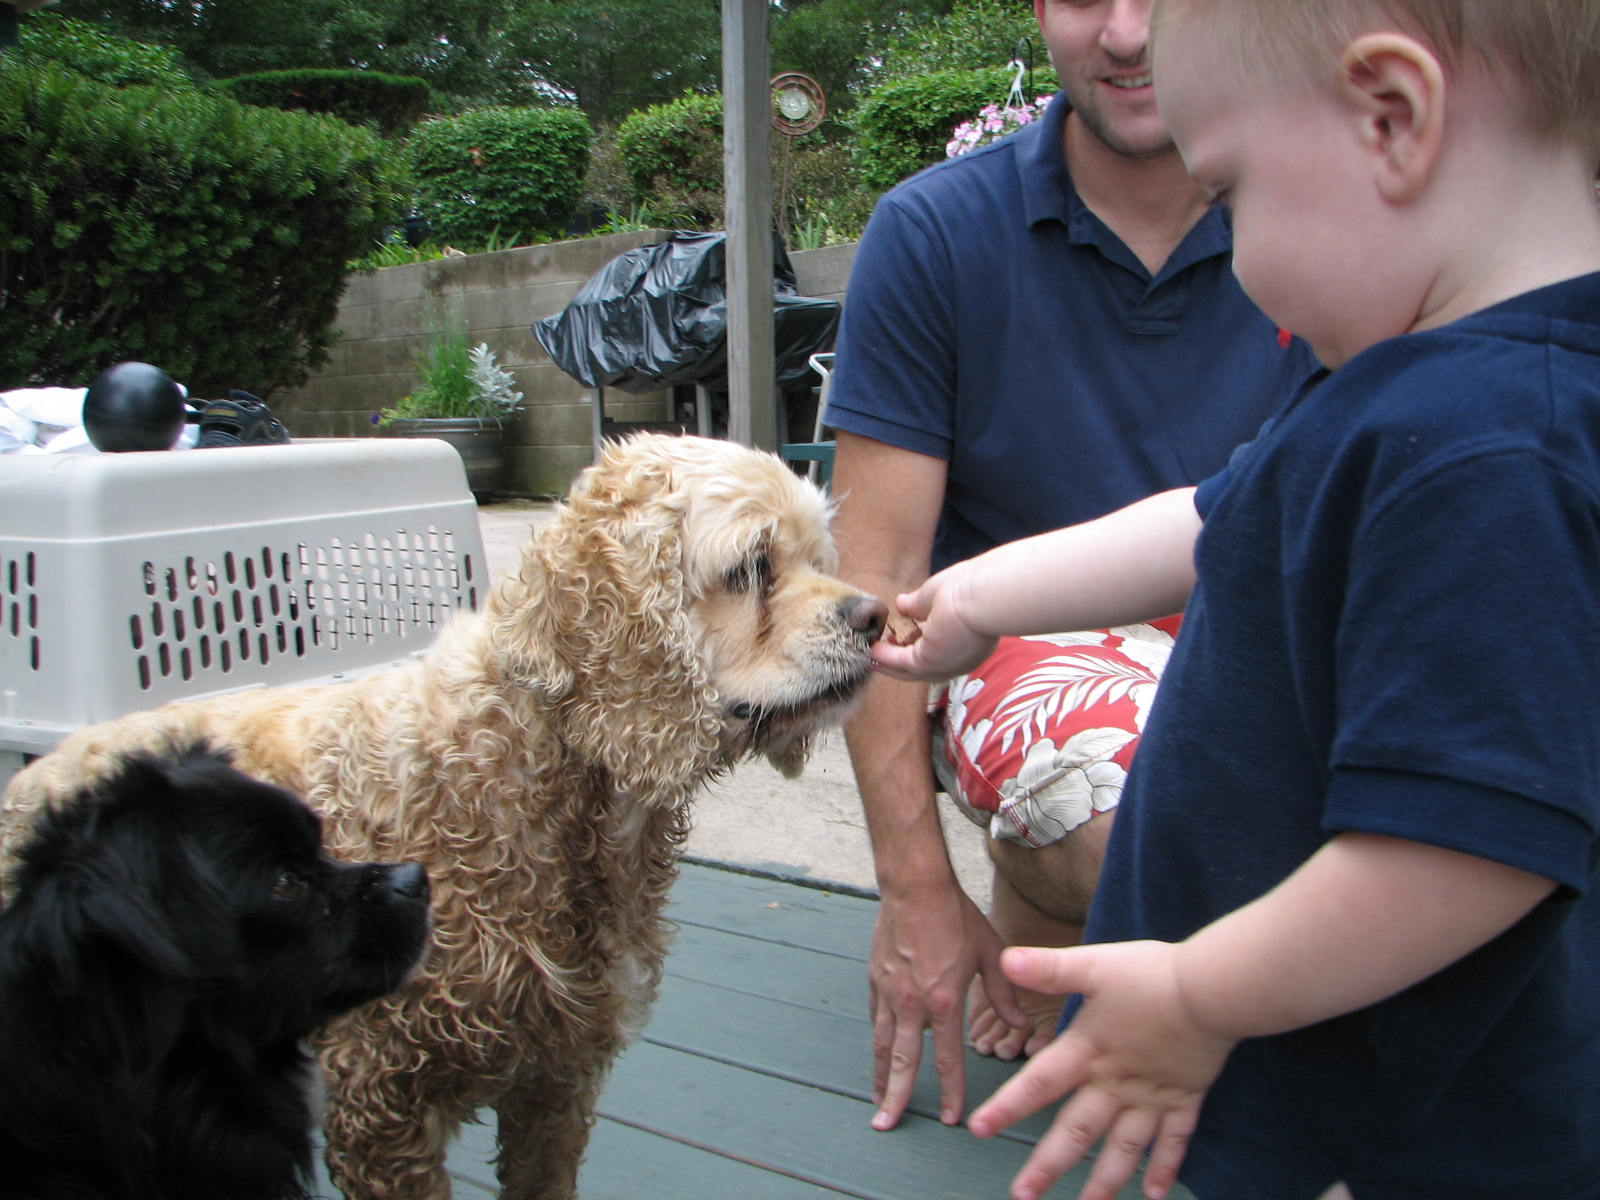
[883,611,922,646]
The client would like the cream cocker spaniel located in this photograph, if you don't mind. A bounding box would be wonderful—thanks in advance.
[0,433,888,1200]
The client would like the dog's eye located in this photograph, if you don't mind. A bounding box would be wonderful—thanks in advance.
[725,551,774,597]
[271,870,308,902]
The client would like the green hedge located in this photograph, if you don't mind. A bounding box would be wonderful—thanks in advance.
[852,66,1015,190]
[13,12,192,89]
[410,106,592,246]
[0,63,407,394]
[218,69,435,135]
[615,92,724,228]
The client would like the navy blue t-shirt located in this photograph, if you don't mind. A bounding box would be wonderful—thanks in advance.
[1087,273,1600,1199]
[823,91,1316,570]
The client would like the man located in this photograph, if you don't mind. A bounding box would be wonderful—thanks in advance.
[823,0,1316,1133]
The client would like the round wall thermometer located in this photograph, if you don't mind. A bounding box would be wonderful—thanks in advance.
[770,73,826,136]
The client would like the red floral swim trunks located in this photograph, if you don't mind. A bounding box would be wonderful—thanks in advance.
[931,617,1182,846]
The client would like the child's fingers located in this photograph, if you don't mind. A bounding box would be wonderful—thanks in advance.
[894,585,935,623]
[869,639,928,678]
[1004,1083,1125,1200]
[1139,1108,1200,1200]
[969,1032,1087,1139]
[1001,944,1091,996]
[1081,1104,1162,1200]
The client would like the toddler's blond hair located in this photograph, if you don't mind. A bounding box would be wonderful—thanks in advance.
[1156,0,1600,161]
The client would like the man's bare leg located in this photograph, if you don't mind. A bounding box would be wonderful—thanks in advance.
[967,812,1113,1059]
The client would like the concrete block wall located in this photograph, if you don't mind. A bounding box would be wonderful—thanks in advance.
[274,232,859,498]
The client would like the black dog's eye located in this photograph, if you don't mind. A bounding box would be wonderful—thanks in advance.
[725,550,774,597]
[270,870,308,902]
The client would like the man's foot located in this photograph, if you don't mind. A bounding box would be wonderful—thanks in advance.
[967,869,1084,1060]
[967,975,1063,1060]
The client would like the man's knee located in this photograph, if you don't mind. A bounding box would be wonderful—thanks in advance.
[987,811,1113,925]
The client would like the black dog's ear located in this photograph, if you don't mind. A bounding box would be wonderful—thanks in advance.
[5,752,238,988]
[0,754,244,1080]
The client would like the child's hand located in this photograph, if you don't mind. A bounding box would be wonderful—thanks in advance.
[969,942,1237,1200]
[870,565,998,681]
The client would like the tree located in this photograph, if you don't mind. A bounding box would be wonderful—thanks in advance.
[505,0,721,126]
[56,1,1025,124]
[61,0,520,101]
[769,0,957,111]
[872,0,1041,88]
[62,0,344,76]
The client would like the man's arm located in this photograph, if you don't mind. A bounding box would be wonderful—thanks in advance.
[832,431,1026,1130]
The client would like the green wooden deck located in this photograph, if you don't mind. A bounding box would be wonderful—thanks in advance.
[311,860,1195,1199]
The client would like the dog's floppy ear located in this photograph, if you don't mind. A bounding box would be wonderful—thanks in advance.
[0,753,239,1069]
[5,753,237,983]
[486,438,720,806]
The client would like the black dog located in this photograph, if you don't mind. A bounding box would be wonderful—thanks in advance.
[0,747,431,1200]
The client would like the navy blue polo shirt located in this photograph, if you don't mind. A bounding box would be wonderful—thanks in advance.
[1088,273,1600,1198]
[824,90,1316,570]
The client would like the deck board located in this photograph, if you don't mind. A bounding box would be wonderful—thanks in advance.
[309,860,1192,1199]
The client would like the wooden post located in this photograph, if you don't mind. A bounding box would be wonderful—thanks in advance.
[721,0,776,449]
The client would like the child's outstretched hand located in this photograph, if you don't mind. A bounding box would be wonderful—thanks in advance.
[870,565,998,681]
[969,942,1237,1200]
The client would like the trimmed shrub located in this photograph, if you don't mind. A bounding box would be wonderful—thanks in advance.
[409,106,592,247]
[781,139,877,246]
[0,62,407,393]
[615,92,724,228]
[853,66,1014,190]
[218,69,435,135]
[14,12,193,89]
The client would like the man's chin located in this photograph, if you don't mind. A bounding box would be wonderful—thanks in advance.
[1066,100,1176,162]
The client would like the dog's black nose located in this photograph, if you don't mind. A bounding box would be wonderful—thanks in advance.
[841,595,888,643]
[387,862,429,902]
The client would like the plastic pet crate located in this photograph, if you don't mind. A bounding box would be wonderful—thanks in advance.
[0,439,488,772]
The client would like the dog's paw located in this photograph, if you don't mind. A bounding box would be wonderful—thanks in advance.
[882,611,922,647]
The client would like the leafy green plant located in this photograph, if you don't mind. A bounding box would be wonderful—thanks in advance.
[349,238,447,271]
[852,66,1015,190]
[781,141,876,246]
[597,205,656,235]
[465,343,524,421]
[377,302,523,426]
[409,106,592,246]
[218,68,435,135]
[615,92,724,228]
[13,12,194,89]
[0,61,406,393]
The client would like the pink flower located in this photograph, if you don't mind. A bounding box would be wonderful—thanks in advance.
[946,93,1060,158]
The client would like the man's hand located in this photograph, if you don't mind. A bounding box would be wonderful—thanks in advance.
[868,883,1026,1130]
[969,943,1235,1200]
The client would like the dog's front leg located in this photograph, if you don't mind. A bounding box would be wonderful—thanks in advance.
[318,1031,462,1200]
[493,1066,608,1200]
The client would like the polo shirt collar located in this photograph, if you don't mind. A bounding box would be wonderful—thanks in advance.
[1017,90,1232,284]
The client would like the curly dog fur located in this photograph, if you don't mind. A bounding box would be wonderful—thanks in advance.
[0,434,888,1199]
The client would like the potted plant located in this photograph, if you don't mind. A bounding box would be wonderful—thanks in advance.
[376,301,524,502]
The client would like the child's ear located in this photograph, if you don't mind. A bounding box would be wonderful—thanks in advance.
[1339,32,1445,203]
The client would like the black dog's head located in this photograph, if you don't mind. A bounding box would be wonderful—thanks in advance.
[0,746,431,1200]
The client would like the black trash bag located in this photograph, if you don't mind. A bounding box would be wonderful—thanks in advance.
[532,230,840,395]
